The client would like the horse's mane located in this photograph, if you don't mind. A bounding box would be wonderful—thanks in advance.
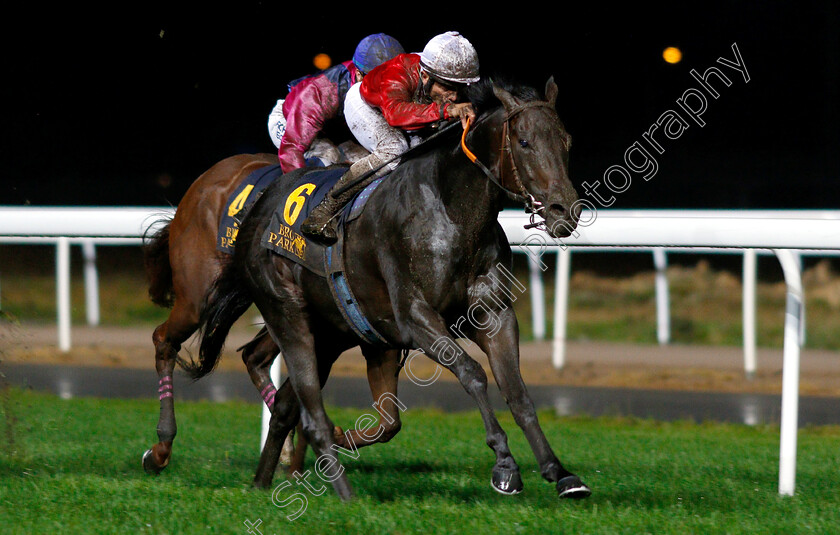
[464,76,543,115]
[398,76,541,163]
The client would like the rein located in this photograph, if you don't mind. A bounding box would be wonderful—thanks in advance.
[334,97,565,235]
[461,100,560,230]
[332,119,465,198]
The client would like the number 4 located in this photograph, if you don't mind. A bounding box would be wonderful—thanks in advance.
[227,185,255,218]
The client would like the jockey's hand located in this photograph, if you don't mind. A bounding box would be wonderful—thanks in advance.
[448,103,477,129]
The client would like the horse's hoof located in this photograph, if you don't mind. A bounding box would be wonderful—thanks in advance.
[142,448,168,475]
[279,436,295,466]
[491,467,523,495]
[333,480,355,502]
[556,475,591,499]
[253,477,274,490]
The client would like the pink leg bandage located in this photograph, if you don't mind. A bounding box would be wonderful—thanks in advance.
[158,376,174,401]
[260,383,277,409]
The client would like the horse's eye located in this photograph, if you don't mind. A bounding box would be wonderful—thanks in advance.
[519,140,530,148]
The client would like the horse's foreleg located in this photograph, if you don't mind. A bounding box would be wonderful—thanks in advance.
[404,303,522,495]
[476,307,591,499]
[241,328,280,408]
[340,348,403,449]
[240,328,297,465]
[285,422,306,474]
[253,378,300,488]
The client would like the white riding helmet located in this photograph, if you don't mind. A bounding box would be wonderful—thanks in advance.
[419,31,480,85]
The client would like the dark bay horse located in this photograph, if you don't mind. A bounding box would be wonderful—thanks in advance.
[142,153,403,475]
[192,77,592,501]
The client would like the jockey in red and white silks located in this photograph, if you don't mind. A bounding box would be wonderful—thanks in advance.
[301,31,481,245]
[343,32,480,174]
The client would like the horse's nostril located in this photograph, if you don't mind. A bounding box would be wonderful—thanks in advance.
[548,202,580,223]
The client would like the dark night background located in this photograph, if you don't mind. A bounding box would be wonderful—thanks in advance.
[4,2,838,210]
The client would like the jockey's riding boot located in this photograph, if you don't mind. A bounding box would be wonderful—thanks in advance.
[300,157,384,245]
[299,189,344,245]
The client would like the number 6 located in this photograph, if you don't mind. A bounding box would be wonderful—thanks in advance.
[284,183,316,226]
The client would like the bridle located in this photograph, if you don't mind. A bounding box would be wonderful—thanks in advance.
[332,96,570,231]
[460,100,569,231]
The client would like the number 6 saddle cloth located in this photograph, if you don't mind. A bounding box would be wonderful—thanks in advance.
[217,164,390,346]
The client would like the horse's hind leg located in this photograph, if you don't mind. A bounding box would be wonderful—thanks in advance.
[476,306,590,499]
[252,312,353,500]
[142,300,197,474]
[254,346,341,488]
[282,347,402,473]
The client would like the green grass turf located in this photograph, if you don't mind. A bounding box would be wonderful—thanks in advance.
[2,387,840,534]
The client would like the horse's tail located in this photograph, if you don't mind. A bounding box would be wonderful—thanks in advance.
[143,218,174,308]
[179,260,254,380]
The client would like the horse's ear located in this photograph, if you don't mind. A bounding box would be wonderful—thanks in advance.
[492,83,518,110]
[545,77,558,108]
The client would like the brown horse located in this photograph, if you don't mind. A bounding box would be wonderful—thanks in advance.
[141,152,404,475]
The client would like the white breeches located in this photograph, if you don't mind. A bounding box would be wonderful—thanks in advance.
[267,99,286,149]
[344,83,420,173]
